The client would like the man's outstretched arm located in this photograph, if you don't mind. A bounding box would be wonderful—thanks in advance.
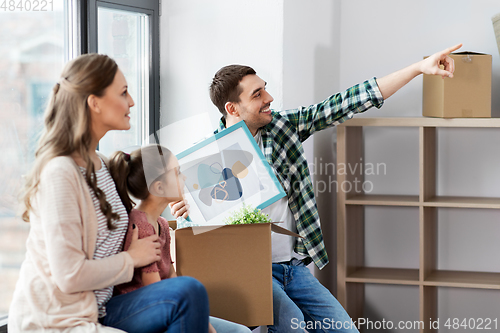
[376,43,463,100]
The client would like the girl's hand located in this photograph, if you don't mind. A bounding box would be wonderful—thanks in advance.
[208,323,217,333]
[126,225,161,268]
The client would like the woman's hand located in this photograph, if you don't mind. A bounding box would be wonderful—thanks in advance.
[126,225,161,268]
[208,322,217,333]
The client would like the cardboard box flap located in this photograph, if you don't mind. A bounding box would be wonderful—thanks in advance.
[424,51,488,59]
[174,221,303,237]
[271,222,303,238]
[452,51,488,56]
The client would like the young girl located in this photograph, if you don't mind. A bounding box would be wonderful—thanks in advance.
[9,53,209,333]
[108,145,252,333]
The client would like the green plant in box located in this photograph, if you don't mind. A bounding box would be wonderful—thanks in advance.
[224,205,271,225]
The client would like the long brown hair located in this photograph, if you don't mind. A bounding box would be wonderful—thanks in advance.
[22,53,120,230]
[109,145,173,214]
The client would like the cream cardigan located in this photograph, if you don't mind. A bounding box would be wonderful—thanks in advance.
[8,156,134,333]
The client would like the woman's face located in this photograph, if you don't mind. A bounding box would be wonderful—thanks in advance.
[92,68,134,134]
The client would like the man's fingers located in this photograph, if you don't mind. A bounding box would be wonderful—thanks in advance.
[179,204,190,218]
[445,43,463,55]
[436,68,453,78]
[169,200,181,210]
[170,200,190,218]
[442,56,455,74]
[173,206,185,218]
[169,200,188,217]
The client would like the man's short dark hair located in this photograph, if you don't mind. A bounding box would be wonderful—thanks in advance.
[209,65,256,118]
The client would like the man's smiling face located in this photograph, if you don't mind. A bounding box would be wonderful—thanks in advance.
[229,74,274,136]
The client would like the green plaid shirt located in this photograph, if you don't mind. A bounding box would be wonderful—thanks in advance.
[217,78,384,269]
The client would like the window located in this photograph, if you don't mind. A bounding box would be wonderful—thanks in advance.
[88,0,160,155]
[0,0,159,317]
[0,1,68,317]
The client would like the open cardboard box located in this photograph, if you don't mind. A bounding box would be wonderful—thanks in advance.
[173,222,300,327]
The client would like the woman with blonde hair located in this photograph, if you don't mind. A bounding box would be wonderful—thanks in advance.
[8,53,209,333]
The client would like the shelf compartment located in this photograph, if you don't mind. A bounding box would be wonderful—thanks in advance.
[364,284,420,333]
[436,287,500,332]
[435,207,500,273]
[346,267,420,285]
[436,127,500,198]
[363,126,419,196]
[423,196,500,209]
[424,270,500,289]
[346,194,420,206]
[365,206,419,269]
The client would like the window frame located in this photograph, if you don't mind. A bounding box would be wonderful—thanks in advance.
[86,0,160,140]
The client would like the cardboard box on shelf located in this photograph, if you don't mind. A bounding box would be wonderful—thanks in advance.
[423,52,491,118]
[174,222,300,327]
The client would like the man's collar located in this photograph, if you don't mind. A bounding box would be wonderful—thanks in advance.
[215,117,226,134]
[216,114,275,134]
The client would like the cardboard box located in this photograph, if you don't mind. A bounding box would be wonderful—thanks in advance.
[423,52,491,118]
[175,223,300,327]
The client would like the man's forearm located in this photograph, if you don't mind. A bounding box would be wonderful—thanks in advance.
[376,62,421,100]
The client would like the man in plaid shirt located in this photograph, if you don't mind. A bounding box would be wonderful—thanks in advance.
[171,44,461,332]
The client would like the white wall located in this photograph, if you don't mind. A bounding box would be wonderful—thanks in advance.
[160,0,284,132]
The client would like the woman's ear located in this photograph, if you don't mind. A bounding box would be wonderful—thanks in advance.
[87,94,100,114]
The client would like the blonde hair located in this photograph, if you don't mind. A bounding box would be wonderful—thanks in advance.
[22,53,120,230]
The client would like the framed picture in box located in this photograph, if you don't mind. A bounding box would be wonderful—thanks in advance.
[176,121,286,226]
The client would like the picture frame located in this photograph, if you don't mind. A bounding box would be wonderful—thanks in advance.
[176,121,286,226]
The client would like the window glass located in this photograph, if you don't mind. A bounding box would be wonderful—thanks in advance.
[0,1,67,316]
[97,6,150,156]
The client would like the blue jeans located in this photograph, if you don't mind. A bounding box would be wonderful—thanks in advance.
[210,316,252,332]
[101,277,209,333]
[269,259,359,333]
